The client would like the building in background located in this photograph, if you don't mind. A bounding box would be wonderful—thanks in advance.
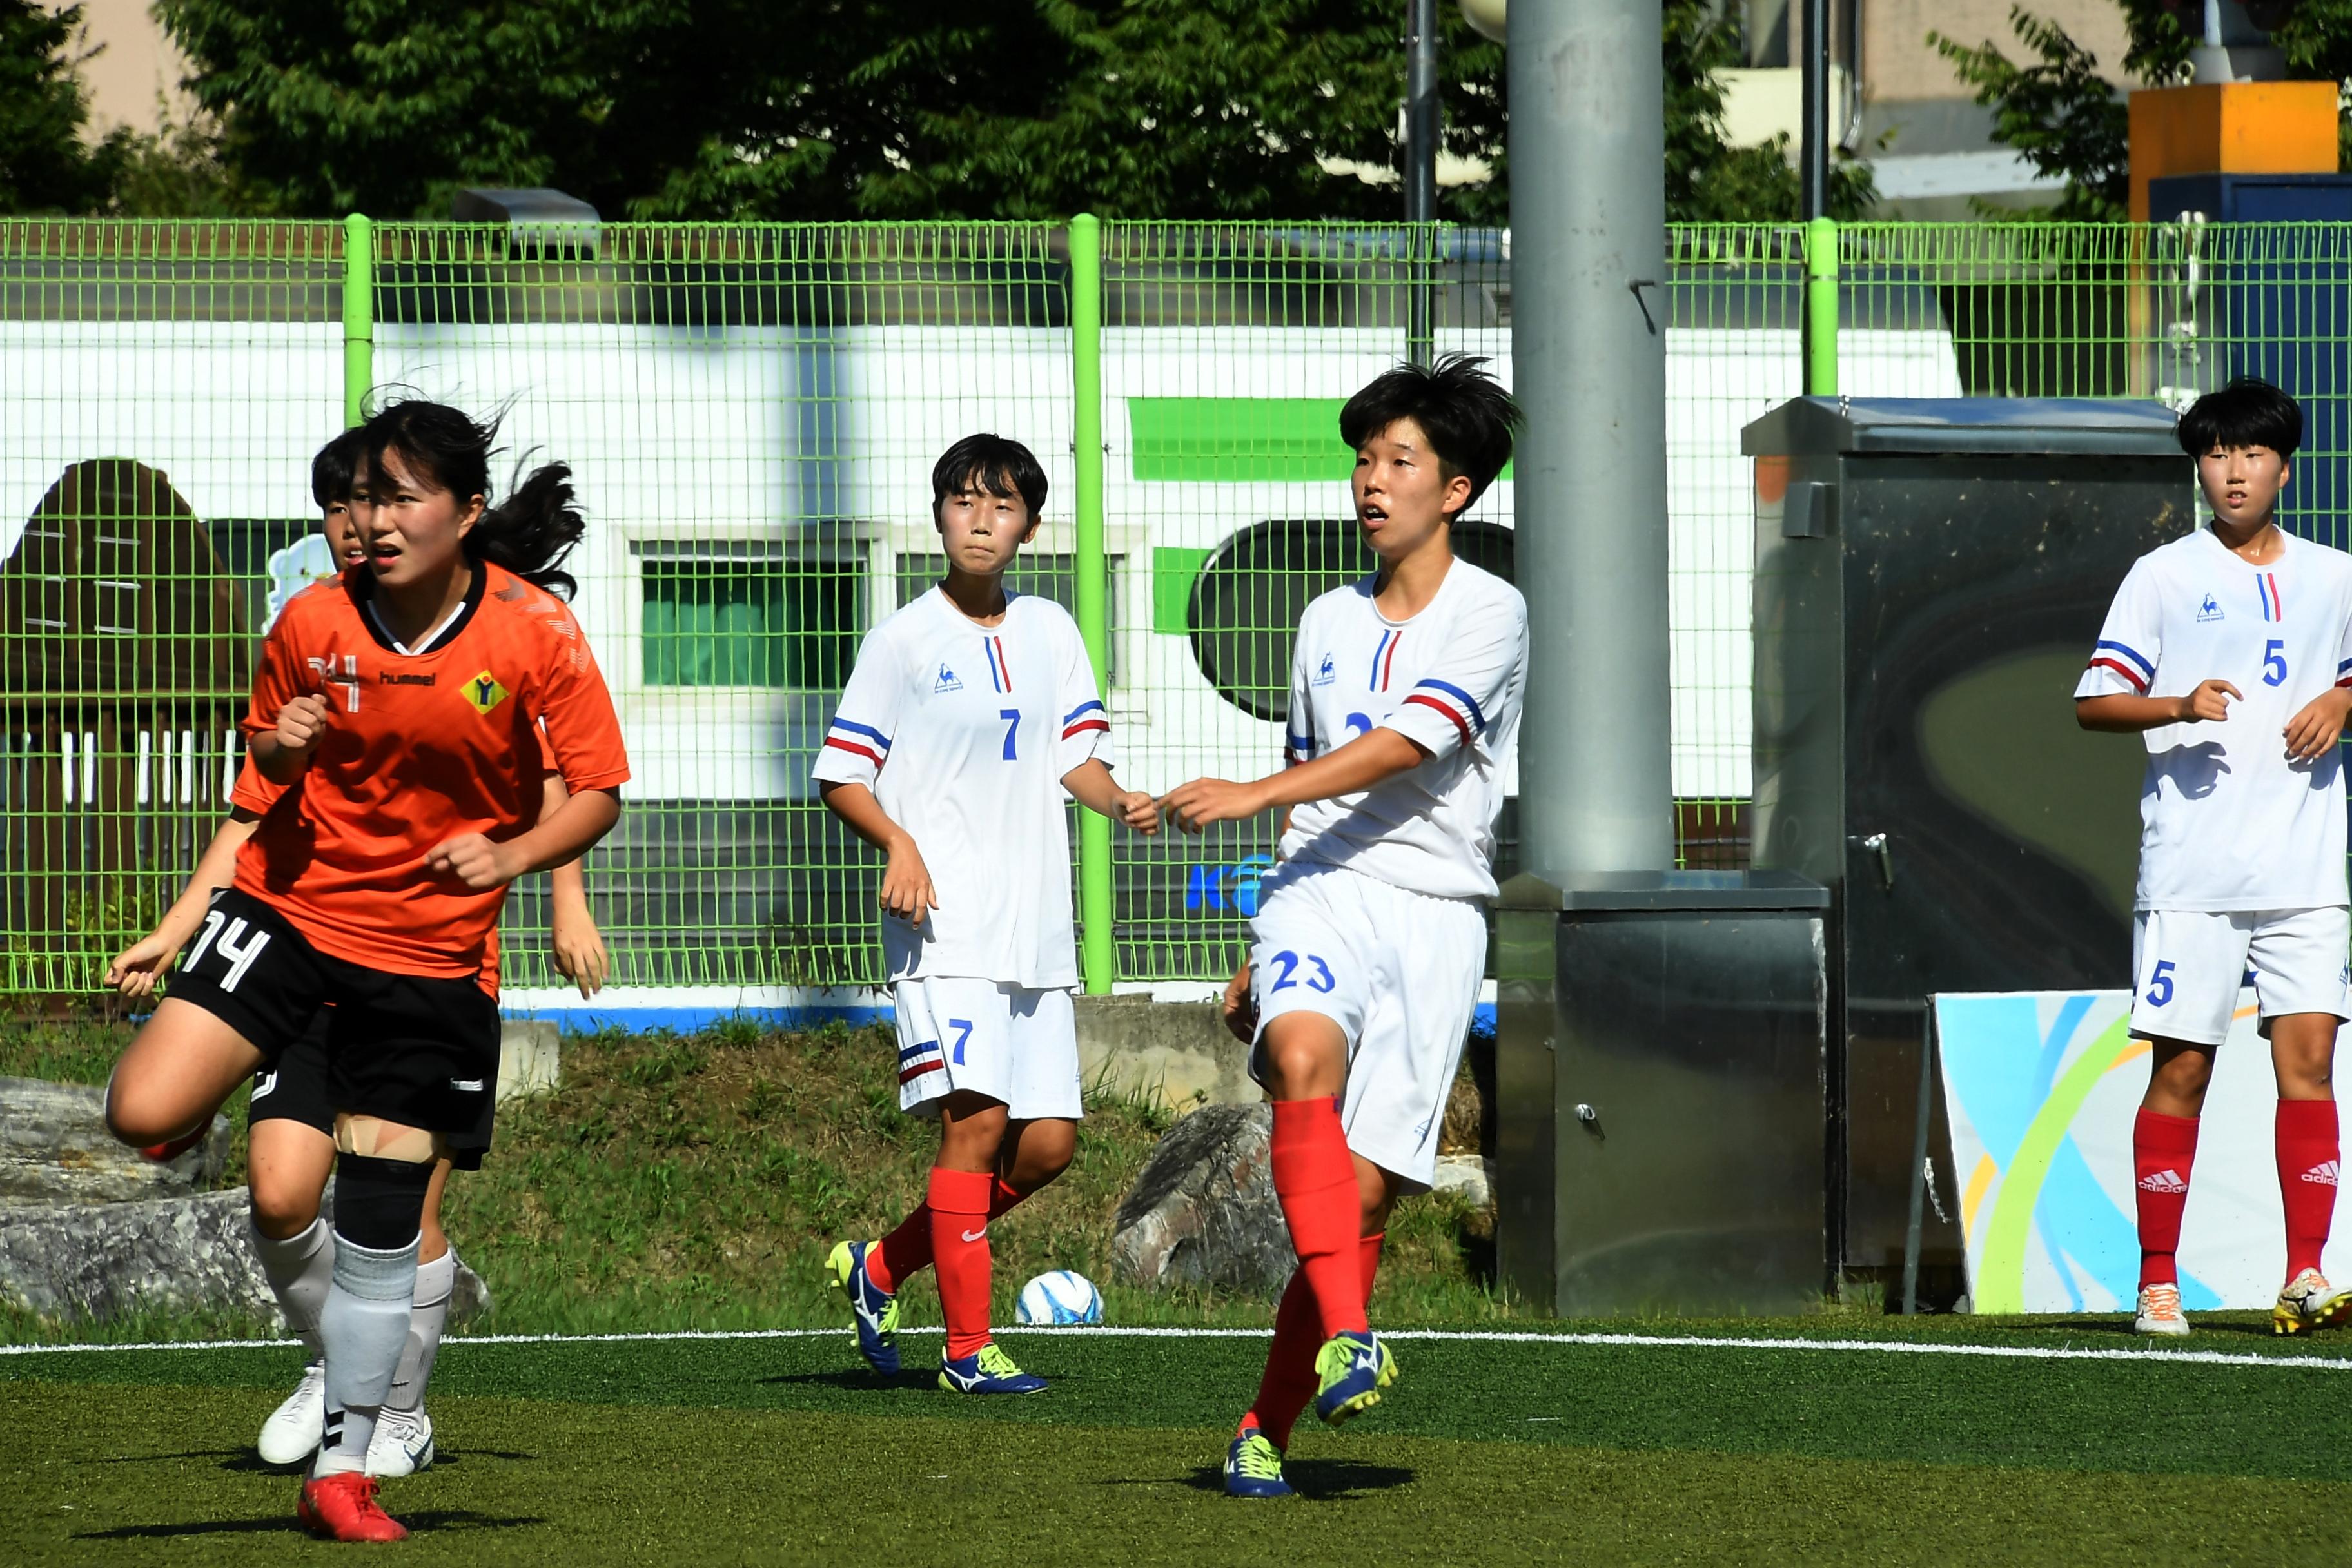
[1721,0,2135,215]
[41,0,195,141]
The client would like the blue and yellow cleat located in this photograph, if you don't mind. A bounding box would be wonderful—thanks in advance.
[1312,1329,1395,1426]
[938,1342,1047,1395]
[825,1240,901,1375]
[1223,1428,1294,1499]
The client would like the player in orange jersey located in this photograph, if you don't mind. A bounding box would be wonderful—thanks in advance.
[106,425,614,1482]
[102,399,629,1543]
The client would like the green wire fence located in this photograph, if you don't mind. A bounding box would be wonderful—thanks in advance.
[1,215,2342,996]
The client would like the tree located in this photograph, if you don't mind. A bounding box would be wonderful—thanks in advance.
[147,0,1840,223]
[0,0,131,215]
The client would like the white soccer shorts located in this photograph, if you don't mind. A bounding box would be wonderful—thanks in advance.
[2130,906,2352,1046]
[891,977,1082,1121]
[1246,859,1488,1188]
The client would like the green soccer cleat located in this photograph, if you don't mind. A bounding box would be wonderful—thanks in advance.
[827,1239,901,1375]
[1312,1329,1396,1426]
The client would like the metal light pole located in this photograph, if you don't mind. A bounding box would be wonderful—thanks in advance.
[1799,0,1830,220]
[1406,0,1441,365]
[1508,0,1674,876]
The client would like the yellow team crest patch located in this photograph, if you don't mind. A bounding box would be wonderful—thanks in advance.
[462,670,509,716]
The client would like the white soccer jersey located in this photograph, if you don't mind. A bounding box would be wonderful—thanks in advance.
[812,587,1113,986]
[2075,527,2352,912]
[1280,559,1529,901]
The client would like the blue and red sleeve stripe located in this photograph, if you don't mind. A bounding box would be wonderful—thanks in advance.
[2087,640,2153,694]
[1401,676,1487,745]
[824,716,891,767]
[1062,698,1110,740]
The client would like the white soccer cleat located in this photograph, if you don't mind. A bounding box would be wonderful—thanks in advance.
[366,1406,436,1476]
[257,1359,327,1465]
[2133,1283,2191,1338]
[2273,1269,2352,1337]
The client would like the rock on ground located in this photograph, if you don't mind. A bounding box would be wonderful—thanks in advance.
[0,1184,491,1329]
[0,1077,229,1204]
[1110,1103,1292,1296]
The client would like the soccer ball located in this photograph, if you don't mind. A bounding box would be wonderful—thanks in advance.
[1015,1270,1104,1326]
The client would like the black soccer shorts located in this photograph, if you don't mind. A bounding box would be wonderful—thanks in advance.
[171,887,502,1169]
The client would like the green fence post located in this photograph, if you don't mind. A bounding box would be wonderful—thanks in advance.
[342,213,373,426]
[1070,213,1114,995]
[1804,214,1838,397]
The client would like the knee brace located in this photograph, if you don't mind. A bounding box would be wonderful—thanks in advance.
[332,1154,435,1252]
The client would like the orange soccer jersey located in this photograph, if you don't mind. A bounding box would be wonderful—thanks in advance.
[232,562,629,984]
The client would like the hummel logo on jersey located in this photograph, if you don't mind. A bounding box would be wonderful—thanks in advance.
[2139,1168,2189,1194]
[934,662,964,694]
[1312,652,1337,687]
[2197,593,2224,623]
[2302,1161,2340,1187]
[462,670,509,715]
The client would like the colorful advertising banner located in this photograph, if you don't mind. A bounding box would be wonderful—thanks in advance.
[1934,990,2351,1313]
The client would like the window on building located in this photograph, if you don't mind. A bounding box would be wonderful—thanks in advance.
[640,539,865,689]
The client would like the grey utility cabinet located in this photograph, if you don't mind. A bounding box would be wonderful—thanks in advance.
[1741,396,2189,1281]
[1496,870,1830,1315]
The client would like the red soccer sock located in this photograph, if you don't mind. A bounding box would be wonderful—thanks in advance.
[927,1168,997,1360]
[2277,1099,2340,1282]
[1270,1097,1368,1341]
[1240,1233,1384,1451]
[868,1175,1024,1295]
[2135,1108,2200,1289]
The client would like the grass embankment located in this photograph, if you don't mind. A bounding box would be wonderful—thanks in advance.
[0,1014,1503,1341]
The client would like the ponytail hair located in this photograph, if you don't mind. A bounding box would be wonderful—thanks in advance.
[355,397,586,600]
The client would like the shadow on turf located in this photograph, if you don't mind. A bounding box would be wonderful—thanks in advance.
[2018,1315,2292,1341]
[1171,1461,1415,1500]
[93,1447,534,1474]
[79,1510,544,1540]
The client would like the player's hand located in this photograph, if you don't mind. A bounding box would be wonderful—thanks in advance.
[1160,777,1268,834]
[1112,787,1161,834]
[104,931,179,999]
[427,833,522,890]
[550,905,611,997]
[881,838,937,926]
[2179,679,2242,724]
[273,691,332,758]
[2284,686,2352,760]
[1221,963,1257,1045]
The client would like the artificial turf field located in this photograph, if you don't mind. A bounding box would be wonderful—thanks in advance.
[6,1321,2352,1565]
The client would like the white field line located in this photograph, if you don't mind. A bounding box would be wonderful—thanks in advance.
[3,1324,2351,1373]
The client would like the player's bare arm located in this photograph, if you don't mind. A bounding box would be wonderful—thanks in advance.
[253,688,333,783]
[106,812,262,997]
[427,786,622,892]
[1060,759,1161,834]
[543,772,611,997]
[2283,685,2352,760]
[2076,678,2242,733]
[1161,729,1427,834]
[818,779,939,925]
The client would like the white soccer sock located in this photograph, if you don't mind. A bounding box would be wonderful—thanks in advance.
[250,1215,335,1357]
[385,1248,457,1415]
[313,1231,418,1478]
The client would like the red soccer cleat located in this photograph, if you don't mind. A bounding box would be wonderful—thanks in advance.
[139,1128,206,1163]
[297,1471,408,1542]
